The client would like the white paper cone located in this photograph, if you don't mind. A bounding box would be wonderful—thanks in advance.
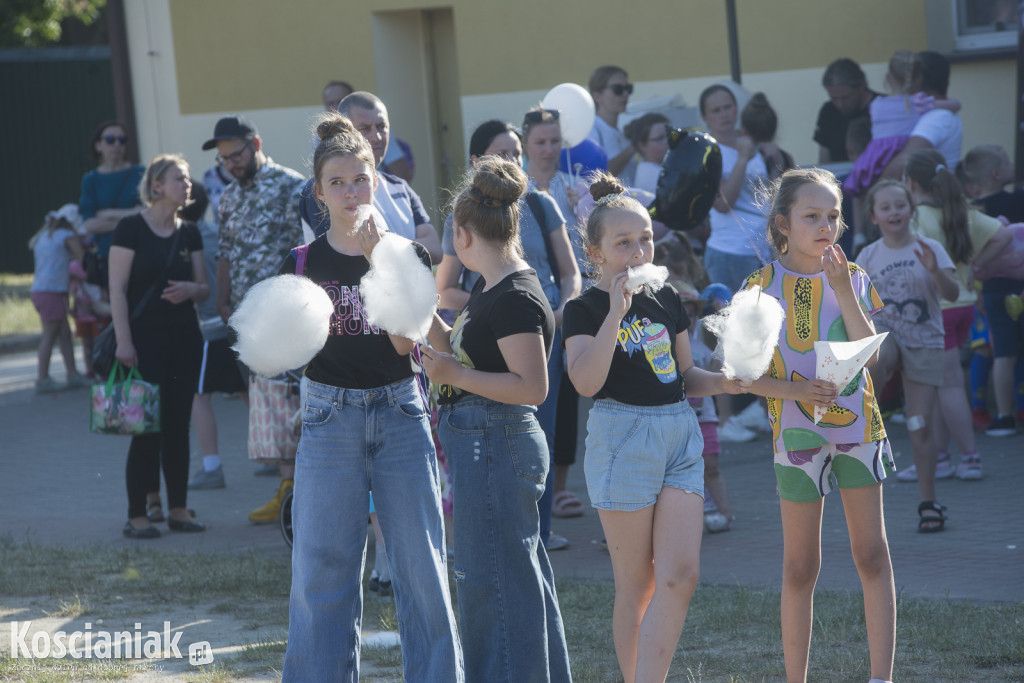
[813,332,888,424]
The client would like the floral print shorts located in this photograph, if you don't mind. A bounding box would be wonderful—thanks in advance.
[774,439,895,502]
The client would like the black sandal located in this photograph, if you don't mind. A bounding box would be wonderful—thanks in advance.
[918,501,947,533]
[146,500,165,523]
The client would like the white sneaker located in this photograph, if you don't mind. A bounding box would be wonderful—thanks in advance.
[704,512,732,533]
[896,464,917,482]
[935,456,956,479]
[896,456,955,482]
[733,402,770,432]
[545,533,569,551]
[718,418,757,443]
[703,488,718,513]
[955,456,983,481]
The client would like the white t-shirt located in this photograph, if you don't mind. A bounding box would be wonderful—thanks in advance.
[31,228,75,293]
[911,109,962,169]
[706,145,771,260]
[587,116,637,186]
[856,236,954,349]
[633,160,662,196]
[373,172,427,240]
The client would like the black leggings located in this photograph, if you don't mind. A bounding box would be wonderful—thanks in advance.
[125,319,201,518]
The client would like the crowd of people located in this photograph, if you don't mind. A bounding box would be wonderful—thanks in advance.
[25,50,1023,682]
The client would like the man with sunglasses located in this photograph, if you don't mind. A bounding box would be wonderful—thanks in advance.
[587,65,637,184]
[203,115,305,521]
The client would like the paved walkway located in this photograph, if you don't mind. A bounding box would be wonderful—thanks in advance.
[1,347,1021,604]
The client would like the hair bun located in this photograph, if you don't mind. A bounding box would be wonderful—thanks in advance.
[747,92,769,110]
[590,175,626,202]
[471,156,528,208]
[316,112,357,142]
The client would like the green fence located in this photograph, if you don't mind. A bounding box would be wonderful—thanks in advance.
[0,46,116,273]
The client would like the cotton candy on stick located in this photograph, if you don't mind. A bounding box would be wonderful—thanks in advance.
[625,263,669,292]
[813,332,888,424]
[229,274,335,377]
[702,285,784,381]
[360,232,438,343]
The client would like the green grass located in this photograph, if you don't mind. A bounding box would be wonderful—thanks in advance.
[45,594,90,619]
[0,273,40,337]
[0,538,292,608]
[1,539,1022,681]
[237,636,287,664]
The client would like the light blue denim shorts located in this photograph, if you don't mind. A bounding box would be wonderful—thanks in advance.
[584,398,705,511]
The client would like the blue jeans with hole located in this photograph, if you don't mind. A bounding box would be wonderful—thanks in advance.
[282,377,463,683]
[439,396,571,683]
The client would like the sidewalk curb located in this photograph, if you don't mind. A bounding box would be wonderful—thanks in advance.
[0,334,41,356]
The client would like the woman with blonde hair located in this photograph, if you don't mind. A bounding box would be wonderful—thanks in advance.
[109,154,208,538]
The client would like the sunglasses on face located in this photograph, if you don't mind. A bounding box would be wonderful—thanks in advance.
[523,109,560,126]
[606,83,634,96]
[103,135,127,145]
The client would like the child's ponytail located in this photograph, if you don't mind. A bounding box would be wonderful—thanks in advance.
[905,148,971,263]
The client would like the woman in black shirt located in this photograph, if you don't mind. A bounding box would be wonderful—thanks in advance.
[109,154,208,538]
[420,156,571,682]
[279,112,462,682]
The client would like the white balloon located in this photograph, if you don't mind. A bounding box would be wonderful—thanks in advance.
[541,83,596,148]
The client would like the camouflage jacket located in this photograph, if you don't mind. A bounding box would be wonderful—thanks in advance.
[217,157,305,306]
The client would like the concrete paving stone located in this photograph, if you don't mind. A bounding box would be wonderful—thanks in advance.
[1,348,1020,605]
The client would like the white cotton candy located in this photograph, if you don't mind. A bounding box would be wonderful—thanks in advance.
[360,233,437,343]
[355,204,373,224]
[702,285,784,382]
[354,204,388,232]
[625,263,669,293]
[229,274,335,377]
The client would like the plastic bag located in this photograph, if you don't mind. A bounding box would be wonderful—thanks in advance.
[89,362,161,435]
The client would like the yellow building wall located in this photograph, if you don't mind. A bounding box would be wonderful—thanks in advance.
[168,0,929,110]
[125,0,1015,220]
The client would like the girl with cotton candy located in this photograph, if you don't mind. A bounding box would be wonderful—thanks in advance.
[419,155,571,682]
[278,111,462,683]
[563,173,748,683]
[742,168,896,683]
